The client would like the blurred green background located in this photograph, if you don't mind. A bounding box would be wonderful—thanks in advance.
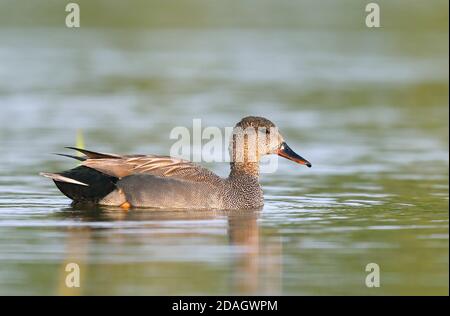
[0,0,447,31]
[0,0,448,295]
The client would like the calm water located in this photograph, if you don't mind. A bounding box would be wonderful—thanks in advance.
[0,8,448,295]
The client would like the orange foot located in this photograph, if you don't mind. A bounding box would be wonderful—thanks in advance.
[120,202,131,210]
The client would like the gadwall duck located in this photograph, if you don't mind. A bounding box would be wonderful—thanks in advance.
[41,116,311,209]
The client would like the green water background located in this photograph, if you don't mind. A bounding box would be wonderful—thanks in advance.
[0,0,448,295]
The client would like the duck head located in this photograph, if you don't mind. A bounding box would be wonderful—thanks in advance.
[229,116,311,175]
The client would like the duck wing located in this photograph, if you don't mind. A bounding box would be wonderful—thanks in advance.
[65,147,222,183]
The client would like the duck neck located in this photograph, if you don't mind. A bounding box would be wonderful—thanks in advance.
[226,162,263,208]
[229,162,260,179]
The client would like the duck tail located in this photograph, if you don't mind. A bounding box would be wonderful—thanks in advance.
[40,172,89,186]
[40,166,118,203]
[65,147,121,159]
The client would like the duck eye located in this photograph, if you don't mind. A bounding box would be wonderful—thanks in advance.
[265,129,270,135]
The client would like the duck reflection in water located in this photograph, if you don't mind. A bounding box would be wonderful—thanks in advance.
[55,206,281,295]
